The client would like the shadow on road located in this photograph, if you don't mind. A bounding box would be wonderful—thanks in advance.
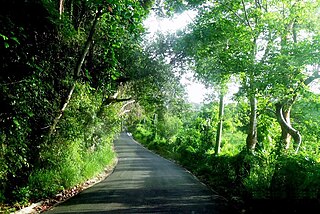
[45,133,236,214]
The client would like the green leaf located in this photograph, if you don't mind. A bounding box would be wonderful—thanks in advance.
[27,111,34,117]
[85,69,92,80]
[13,118,20,127]
[11,37,20,44]
[111,74,118,80]
[4,42,9,48]
[0,34,8,40]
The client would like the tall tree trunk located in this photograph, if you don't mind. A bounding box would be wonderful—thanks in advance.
[48,8,102,137]
[246,95,258,151]
[215,93,224,155]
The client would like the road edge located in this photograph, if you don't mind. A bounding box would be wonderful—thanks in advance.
[13,147,119,214]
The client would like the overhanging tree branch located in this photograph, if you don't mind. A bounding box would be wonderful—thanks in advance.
[120,100,136,112]
[303,69,320,86]
[104,97,133,106]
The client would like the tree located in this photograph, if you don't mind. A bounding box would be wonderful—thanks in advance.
[170,0,260,151]
[169,0,320,152]
[255,0,320,152]
[48,0,153,136]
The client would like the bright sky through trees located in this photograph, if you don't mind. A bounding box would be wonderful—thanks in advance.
[143,11,242,103]
[143,10,319,103]
[143,11,196,37]
[143,11,210,103]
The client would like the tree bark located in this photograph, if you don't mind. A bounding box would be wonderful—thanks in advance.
[246,95,258,151]
[215,94,224,155]
[280,107,292,149]
[275,103,302,153]
[59,0,64,19]
[74,8,102,78]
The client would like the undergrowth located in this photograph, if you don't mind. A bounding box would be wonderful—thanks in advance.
[0,83,120,212]
[132,125,320,213]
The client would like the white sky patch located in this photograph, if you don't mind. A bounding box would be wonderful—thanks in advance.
[180,72,240,104]
[310,81,320,94]
[180,72,211,103]
[255,33,269,61]
[143,11,197,36]
[226,80,240,103]
[144,11,211,104]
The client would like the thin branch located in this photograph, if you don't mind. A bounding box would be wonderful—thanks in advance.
[241,0,253,31]
[256,0,267,12]
[255,0,262,10]
[48,84,76,136]
[215,1,246,25]
[119,109,131,116]
[48,7,103,137]
[75,7,103,78]
[283,68,319,108]
[59,0,64,19]
[41,125,50,130]
[266,107,276,115]
[0,79,30,86]
[104,97,132,106]
[120,100,136,112]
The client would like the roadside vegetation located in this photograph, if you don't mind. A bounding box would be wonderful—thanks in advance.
[129,98,320,213]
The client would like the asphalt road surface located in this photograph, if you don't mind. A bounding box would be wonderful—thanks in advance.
[45,133,233,214]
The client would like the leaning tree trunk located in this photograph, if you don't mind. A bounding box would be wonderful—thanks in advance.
[48,8,102,137]
[215,93,224,155]
[278,106,292,149]
[246,95,258,151]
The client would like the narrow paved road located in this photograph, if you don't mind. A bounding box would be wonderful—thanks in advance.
[45,133,233,213]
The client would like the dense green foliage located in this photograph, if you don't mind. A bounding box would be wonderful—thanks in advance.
[20,83,119,202]
[129,98,320,212]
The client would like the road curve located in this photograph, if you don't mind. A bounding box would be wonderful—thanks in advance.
[45,133,233,214]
